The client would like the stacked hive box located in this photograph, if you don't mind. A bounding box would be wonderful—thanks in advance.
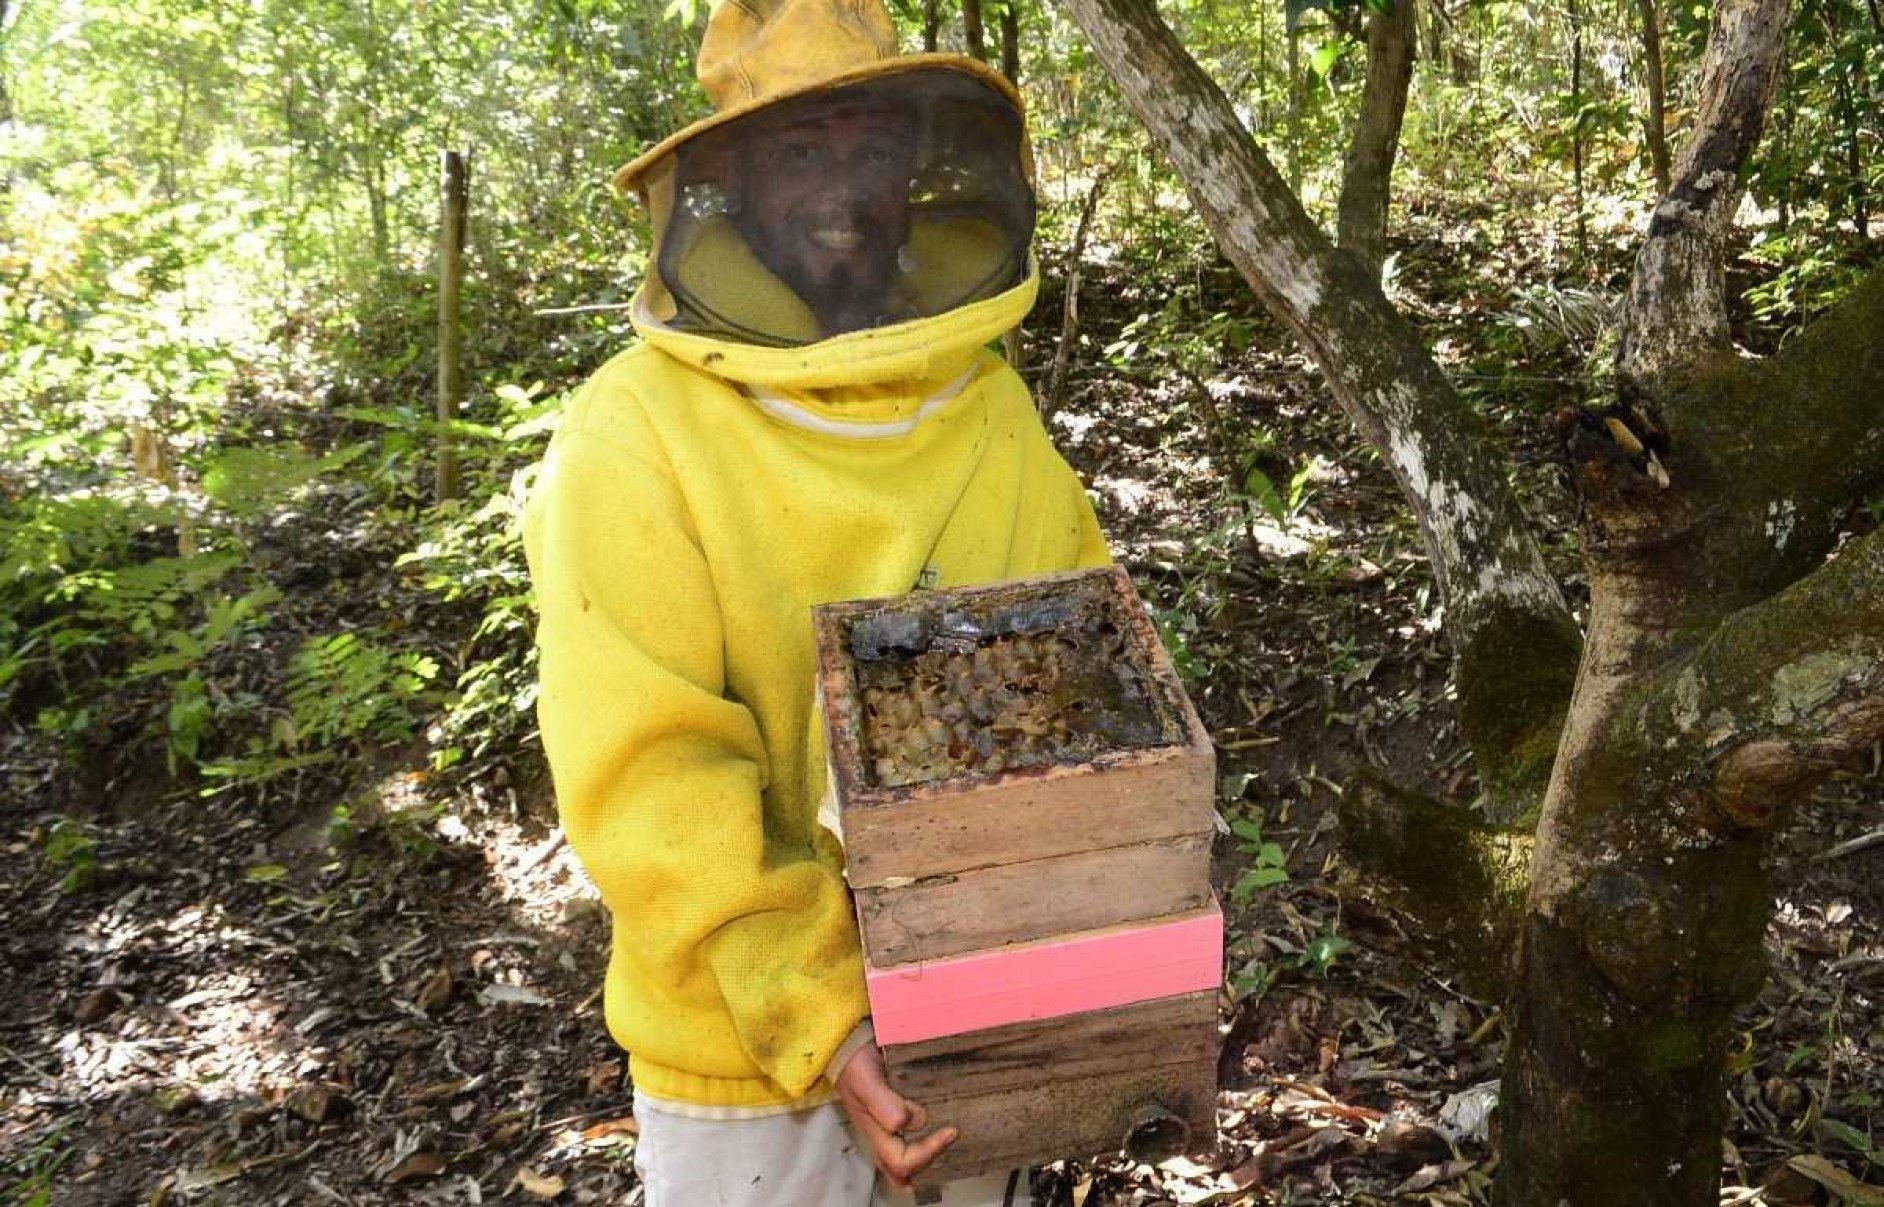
[813,567,1222,1189]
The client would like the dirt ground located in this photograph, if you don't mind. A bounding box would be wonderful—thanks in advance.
[4,234,1882,1206]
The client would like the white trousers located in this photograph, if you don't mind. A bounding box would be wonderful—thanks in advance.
[633,1100,1023,1207]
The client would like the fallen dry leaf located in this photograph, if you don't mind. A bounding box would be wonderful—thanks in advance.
[1785,1155,1884,1206]
[403,1077,472,1102]
[284,1083,349,1124]
[1438,1080,1499,1142]
[384,1151,448,1184]
[1374,1120,1453,1172]
[1392,1157,1479,1195]
[580,1115,639,1145]
[1270,1126,1350,1172]
[584,1059,624,1096]
[74,986,124,1025]
[1158,1154,1221,1178]
[478,983,549,1007]
[413,967,453,1013]
[487,1117,530,1148]
[512,1168,566,1199]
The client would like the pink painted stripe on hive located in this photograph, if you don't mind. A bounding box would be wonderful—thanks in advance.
[866,905,1223,1046]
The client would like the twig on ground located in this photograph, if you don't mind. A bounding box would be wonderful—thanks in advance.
[1813,826,1884,862]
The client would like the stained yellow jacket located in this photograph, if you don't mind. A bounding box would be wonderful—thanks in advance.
[523,271,1110,1112]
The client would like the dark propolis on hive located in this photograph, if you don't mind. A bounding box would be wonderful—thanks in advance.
[843,572,1185,788]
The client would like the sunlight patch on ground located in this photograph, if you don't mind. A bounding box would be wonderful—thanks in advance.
[44,898,312,1109]
[431,800,596,930]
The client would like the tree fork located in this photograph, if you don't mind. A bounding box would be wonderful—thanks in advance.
[1054,0,1581,809]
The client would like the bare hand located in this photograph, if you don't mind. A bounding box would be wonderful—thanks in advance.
[835,1041,958,1189]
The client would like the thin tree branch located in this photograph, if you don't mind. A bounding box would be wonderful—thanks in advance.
[1637,0,1672,194]
[1337,0,1418,279]
[1043,166,1114,423]
[1617,0,1789,395]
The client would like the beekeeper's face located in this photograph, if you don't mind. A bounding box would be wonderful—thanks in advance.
[737,104,918,335]
[656,70,1035,348]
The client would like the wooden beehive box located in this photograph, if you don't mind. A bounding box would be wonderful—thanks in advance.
[813,567,1222,1187]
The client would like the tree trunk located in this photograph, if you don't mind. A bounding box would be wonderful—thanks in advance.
[1000,1,1019,85]
[923,0,940,52]
[1337,0,1417,279]
[1504,268,1884,1205]
[1569,0,1588,263]
[1285,24,1303,195]
[1053,0,1581,828]
[1499,6,1884,1206]
[962,0,987,60]
[1636,0,1672,194]
[1618,0,1788,396]
[436,149,469,506]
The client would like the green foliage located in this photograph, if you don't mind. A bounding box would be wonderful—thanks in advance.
[1748,0,1883,247]
[286,632,438,749]
[395,382,562,773]
[1743,227,1873,326]
[1242,459,1317,526]
[325,796,448,865]
[1229,815,1292,901]
[0,1109,79,1206]
[1285,0,1392,35]
[1300,928,1353,976]
[1817,1117,1884,1170]
[200,445,366,518]
[41,818,100,894]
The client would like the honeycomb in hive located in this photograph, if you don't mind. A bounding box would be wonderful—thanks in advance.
[848,598,1174,789]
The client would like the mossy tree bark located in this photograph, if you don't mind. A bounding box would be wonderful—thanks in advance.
[1503,3,1884,1197]
[1055,0,1884,1202]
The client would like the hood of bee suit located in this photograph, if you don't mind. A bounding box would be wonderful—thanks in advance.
[619,0,1039,393]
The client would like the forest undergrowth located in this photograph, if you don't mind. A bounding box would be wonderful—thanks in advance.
[3,182,1882,1207]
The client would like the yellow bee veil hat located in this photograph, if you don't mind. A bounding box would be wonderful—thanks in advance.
[615,0,1029,197]
[625,0,1038,348]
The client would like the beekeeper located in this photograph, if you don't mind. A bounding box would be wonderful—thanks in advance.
[523,1,1111,1202]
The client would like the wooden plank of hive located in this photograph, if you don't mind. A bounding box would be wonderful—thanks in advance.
[865,906,1223,1047]
[884,990,1221,1187]
[836,737,1215,889]
[855,833,1213,965]
[815,567,1217,889]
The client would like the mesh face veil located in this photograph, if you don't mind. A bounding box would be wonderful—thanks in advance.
[647,69,1035,347]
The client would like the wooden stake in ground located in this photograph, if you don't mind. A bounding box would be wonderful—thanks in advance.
[436,148,470,506]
